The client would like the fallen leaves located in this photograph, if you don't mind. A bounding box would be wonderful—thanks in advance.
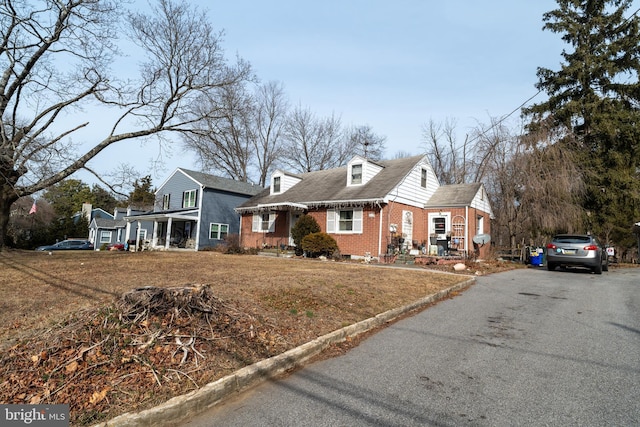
[89,387,110,405]
[0,285,282,426]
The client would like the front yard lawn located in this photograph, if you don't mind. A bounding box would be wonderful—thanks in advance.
[0,250,469,425]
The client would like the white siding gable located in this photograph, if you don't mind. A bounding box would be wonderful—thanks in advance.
[470,184,494,218]
[347,156,383,187]
[386,158,440,208]
[270,170,301,195]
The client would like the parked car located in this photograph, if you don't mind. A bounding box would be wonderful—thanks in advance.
[546,234,608,274]
[35,239,94,251]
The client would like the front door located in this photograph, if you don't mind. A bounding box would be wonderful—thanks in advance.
[289,212,301,246]
[402,210,413,250]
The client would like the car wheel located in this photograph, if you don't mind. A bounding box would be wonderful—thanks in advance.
[593,263,602,274]
[603,261,609,272]
[547,262,556,271]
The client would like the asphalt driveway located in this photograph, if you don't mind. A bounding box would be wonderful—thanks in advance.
[187,267,640,427]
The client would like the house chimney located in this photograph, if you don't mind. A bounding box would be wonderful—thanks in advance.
[82,203,92,224]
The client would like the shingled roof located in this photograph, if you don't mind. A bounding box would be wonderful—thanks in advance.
[237,155,426,210]
[178,169,263,197]
[424,183,482,207]
[92,217,126,229]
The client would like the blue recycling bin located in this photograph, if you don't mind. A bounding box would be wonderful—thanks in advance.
[528,247,544,266]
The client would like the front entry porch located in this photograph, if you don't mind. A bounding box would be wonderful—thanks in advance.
[126,209,199,251]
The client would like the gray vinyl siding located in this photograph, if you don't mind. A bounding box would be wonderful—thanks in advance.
[150,168,261,250]
[155,172,199,211]
[198,188,247,248]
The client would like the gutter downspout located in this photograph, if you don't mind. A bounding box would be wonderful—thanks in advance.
[378,203,383,258]
[465,206,469,254]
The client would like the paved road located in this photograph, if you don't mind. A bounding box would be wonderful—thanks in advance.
[186,267,640,427]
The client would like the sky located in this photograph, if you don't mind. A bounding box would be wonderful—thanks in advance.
[75,0,569,189]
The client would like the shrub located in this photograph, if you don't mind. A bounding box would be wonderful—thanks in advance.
[291,215,320,247]
[301,232,339,258]
[291,214,321,255]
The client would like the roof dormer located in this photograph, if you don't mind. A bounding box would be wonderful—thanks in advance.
[270,170,301,195]
[347,156,383,187]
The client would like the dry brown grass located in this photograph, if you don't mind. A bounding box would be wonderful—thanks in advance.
[0,250,470,425]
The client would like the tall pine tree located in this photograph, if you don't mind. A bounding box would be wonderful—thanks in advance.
[525,0,640,249]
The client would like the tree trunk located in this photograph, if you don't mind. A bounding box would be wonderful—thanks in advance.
[0,183,19,250]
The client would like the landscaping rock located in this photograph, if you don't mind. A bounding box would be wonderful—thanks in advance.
[453,263,467,271]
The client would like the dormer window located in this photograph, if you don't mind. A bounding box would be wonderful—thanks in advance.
[351,164,363,185]
[421,168,428,188]
[273,176,281,193]
[346,156,382,186]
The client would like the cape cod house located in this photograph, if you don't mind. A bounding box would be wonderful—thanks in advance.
[235,155,493,260]
[124,168,261,251]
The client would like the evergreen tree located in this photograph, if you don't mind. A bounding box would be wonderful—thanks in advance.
[91,184,119,214]
[128,176,156,206]
[43,180,93,218]
[42,179,116,241]
[290,214,321,254]
[524,0,640,247]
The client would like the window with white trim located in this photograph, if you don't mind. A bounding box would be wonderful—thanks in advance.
[327,208,363,233]
[252,212,276,232]
[162,194,170,210]
[421,168,428,188]
[273,176,281,193]
[100,230,112,243]
[183,189,197,208]
[350,164,363,185]
[210,223,229,240]
[477,215,484,235]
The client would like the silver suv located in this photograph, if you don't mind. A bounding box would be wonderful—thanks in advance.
[546,234,608,274]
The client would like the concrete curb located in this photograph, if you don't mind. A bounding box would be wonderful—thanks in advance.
[93,278,475,427]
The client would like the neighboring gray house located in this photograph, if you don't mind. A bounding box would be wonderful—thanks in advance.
[124,168,262,251]
[88,205,153,250]
[75,203,113,225]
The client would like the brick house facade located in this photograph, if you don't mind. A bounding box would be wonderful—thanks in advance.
[236,155,493,259]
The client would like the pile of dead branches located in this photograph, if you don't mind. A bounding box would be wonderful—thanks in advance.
[0,284,288,426]
[119,285,228,319]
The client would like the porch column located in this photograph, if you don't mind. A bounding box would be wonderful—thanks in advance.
[136,220,143,250]
[152,221,158,247]
[165,217,173,249]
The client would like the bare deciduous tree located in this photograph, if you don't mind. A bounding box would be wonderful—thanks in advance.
[183,82,255,182]
[281,106,347,173]
[421,118,472,184]
[0,0,251,248]
[253,81,288,186]
[345,124,386,161]
[484,119,585,249]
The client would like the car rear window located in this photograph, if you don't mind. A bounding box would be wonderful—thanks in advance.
[554,236,591,244]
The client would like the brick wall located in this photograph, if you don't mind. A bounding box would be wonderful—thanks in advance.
[239,203,492,259]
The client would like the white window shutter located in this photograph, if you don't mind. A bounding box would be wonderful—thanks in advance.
[268,212,276,232]
[353,209,363,233]
[252,214,260,232]
[327,209,335,233]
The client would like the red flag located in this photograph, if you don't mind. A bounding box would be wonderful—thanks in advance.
[29,201,37,214]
